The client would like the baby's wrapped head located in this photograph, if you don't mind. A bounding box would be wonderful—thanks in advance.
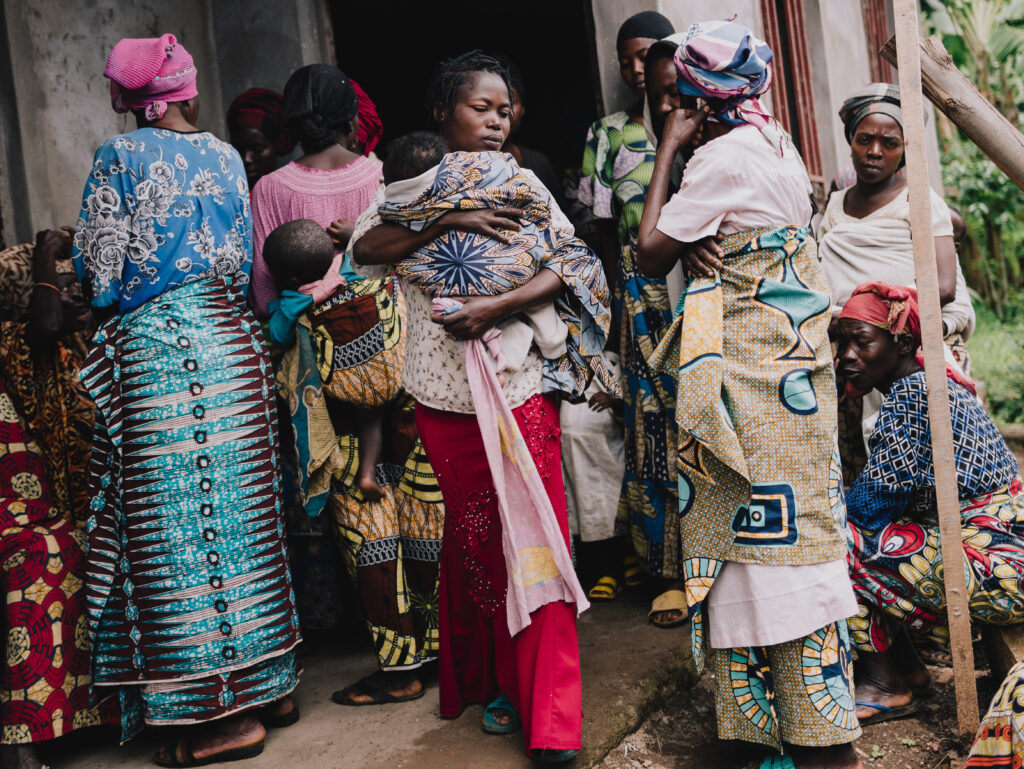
[383,131,448,186]
[264,218,335,292]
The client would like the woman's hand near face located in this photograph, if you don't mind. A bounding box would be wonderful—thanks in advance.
[33,227,73,267]
[438,207,524,245]
[661,106,709,151]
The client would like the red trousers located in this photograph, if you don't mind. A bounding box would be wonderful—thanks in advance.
[416,393,582,753]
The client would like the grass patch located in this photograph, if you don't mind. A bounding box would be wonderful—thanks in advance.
[968,298,1024,427]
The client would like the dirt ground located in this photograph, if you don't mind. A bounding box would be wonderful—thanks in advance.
[594,662,991,769]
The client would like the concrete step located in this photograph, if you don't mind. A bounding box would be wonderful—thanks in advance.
[51,591,695,769]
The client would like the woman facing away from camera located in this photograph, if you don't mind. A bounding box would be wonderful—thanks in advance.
[72,33,300,767]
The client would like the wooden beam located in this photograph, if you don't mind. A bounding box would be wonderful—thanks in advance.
[892,0,980,737]
[881,34,1024,193]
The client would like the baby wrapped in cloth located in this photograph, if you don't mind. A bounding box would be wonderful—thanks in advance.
[379,150,615,633]
[380,151,615,399]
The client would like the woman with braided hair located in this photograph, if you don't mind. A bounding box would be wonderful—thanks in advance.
[249,64,383,320]
[352,50,606,763]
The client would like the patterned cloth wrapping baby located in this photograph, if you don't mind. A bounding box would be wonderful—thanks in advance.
[378,150,615,400]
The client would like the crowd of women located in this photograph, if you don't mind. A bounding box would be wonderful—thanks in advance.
[1,10,1023,769]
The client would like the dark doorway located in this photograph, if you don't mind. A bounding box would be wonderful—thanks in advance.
[329,1,600,181]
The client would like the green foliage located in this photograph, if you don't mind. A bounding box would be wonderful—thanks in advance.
[967,295,1024,425]
[926,1,1024,422]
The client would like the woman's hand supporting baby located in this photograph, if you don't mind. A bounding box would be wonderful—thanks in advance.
[432,268,563,341]
[353,208,525,265]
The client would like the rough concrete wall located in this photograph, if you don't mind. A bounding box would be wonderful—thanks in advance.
[2,0,222,238]
[803,0,872,186]
[591,1,763,119]
[212,0,333,120]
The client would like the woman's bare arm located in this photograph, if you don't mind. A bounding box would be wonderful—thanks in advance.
[636,108,723,279]
[934,235,957,306]
[353,208,525,265]
[435,269,563,340]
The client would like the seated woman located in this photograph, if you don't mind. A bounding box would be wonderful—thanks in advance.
[0,230,117,769]
[817,84,975,483]
[837,282,1024,725]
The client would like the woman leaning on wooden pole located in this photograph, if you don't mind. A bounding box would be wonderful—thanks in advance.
[891,0,980,736]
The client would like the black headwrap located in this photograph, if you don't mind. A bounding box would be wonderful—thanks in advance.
[839,83,902,144]
[281,64,359,153]
[616,11,675,50]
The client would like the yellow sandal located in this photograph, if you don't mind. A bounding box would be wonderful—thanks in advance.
[587,576,622,601]
[623,554,645,587]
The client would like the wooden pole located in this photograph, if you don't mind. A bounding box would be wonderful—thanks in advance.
[881,34,1024,193]
[892,0,979,736]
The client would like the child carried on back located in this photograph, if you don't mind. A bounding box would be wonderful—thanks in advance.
[263,133,451,501]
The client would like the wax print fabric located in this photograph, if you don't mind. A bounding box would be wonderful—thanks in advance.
[579,111,680,575]
[712,621,860,751]
[78,277,300,736]
[846,372,1024,652]
[649,225,847,671]
[0,369,118,744]
[379,150,612,399]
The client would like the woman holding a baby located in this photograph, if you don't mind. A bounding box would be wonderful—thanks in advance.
[353,50,612,763]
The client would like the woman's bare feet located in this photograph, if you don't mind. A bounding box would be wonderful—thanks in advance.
[259,694,299,728]
[333,669,423,705]
[651,579,686,626]
[154,714,266,766]
[0,744,45,769]
[854,649,915,722]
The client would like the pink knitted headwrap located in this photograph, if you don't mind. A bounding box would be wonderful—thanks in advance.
[104,33,198,121]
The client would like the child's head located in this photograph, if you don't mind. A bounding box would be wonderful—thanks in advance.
[382,131,448,185]
[263,218,335,291]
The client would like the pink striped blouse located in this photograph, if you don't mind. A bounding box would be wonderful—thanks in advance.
[249,156,382,318]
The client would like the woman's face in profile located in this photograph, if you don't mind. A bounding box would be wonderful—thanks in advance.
[438,72,511,153]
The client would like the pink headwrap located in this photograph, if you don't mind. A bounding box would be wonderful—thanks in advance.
[105,33,198,121]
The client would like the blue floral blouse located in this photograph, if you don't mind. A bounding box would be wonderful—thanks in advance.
[72,127,252,311]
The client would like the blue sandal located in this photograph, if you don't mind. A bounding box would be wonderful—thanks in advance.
[745,757,795,769]
[482,694,521,735]
[530,749,579,763]
[855,698,919,726]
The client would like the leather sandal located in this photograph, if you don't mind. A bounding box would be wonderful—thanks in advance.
[648,589,688,629]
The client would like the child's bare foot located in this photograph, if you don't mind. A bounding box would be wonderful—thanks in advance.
[358,471,385,502]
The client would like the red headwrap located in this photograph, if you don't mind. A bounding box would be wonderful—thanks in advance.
[226,89,296,156]
[840,281,975,395]
[351,80,383,156]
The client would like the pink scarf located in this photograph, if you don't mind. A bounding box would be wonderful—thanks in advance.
[432,298,588,636]
[299,252,348,304]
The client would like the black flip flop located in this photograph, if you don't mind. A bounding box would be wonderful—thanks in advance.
[331,677,426,707]
[154,738,264,767]
[259,701,300,728]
